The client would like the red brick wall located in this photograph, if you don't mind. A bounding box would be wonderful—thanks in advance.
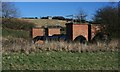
[32,28,44,38]
[48,28,60,36]
[32,24,103,44]
[66,23,103,41]
[91,24,102,39]
[72,24,89,41]
[32,27,61,44]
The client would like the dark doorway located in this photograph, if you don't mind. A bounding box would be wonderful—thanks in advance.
[74,35,87,44]
[44,28,48,36]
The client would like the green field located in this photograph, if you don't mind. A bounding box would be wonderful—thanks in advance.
[2,51,118,70]
[2,28,30,39]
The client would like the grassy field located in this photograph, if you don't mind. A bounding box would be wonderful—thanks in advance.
[2,18,34,39]
[2,28,30,39]
[2,51,118,70]
[21,19,67,27]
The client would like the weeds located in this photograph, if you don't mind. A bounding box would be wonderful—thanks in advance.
[2,37,119,54]
[2,37,119,70]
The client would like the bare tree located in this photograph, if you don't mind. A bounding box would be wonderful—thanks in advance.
[76,9,87,23]
[2,2,19,18]
[0,2,2,18]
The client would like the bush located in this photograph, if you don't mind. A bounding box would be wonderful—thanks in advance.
[93,6,119,38]
[52,16,65,20]
[2,18,35,31]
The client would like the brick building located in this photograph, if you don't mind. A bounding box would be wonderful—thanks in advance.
[66,23,102,42]
[47,28,61,36]
[32,23,103,44]
[32,27,61,44]
[32,27,45,44]
[32,27,44,38]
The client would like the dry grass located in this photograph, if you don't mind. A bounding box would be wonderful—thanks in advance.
[21,19,67,27]
[2,37,119,70]
[2,37,119,54]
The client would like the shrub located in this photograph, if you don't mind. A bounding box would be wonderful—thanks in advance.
[52,16,65,20]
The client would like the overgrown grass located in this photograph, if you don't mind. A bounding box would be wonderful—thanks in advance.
[22,19,67,27]
[2,18,35,31]
[2,37,119,53]
[2,51,118,70]
[2,18,35,39]
[2,37,119,70]
[2,28,30,39]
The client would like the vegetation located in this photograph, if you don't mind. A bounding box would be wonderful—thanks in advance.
[76,9,87,23]
[52,16,65,20]
[2,28,30,39]
[2,2,19,18]
[2,18,35,31]
[22,19,67,27]
[2,36,119,70]
[2,18,35,39]
[3,51,118,70]
[2,37,118,53]
[93,4,120,38]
